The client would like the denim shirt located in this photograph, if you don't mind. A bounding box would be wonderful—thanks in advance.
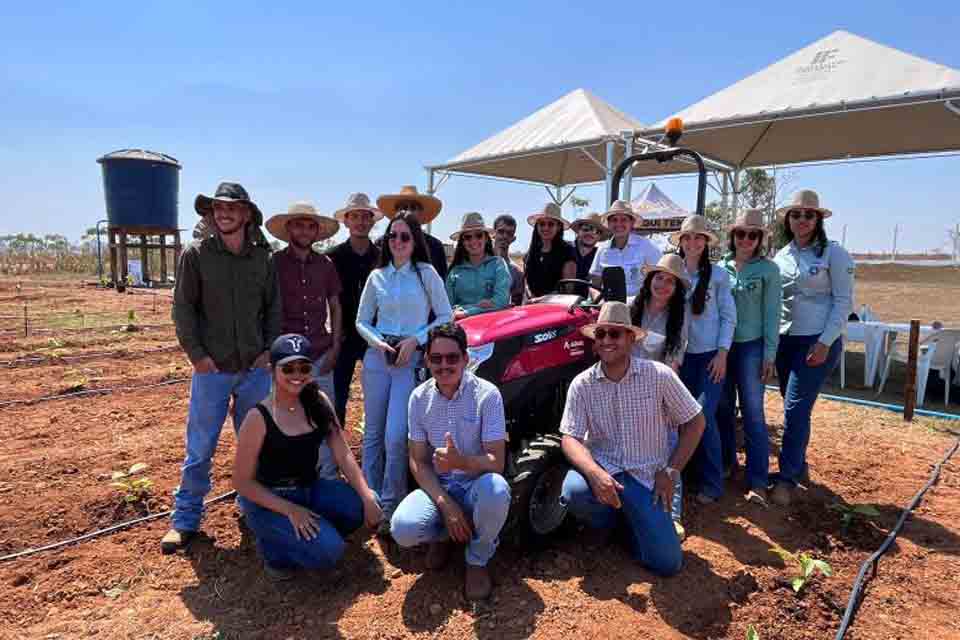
[774,240,854,346]
[684,263,737,355]
[719,254,782,362]
[445,256,511,316]
[356,261,453,347]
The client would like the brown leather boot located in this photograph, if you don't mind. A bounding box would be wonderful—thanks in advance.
[160,528,195,555]
[425,541,451,570]
[464,564,492,601]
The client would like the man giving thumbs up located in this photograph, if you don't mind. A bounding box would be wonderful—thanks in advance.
[389,323,510,601]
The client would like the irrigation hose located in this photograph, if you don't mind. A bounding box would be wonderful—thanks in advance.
[834,435,960,639]
[0,491,237,563]
[0,377,190,409]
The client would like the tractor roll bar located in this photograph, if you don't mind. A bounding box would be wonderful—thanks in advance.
[609,148,707,216]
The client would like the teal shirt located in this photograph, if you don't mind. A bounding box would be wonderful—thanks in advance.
[445,256,511,316]
[719,253,782,362]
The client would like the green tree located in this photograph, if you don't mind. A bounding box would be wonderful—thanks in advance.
[570,195,590,216]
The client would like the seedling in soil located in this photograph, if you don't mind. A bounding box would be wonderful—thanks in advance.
[828,502,881,533]
[59,370,89,394]
[110,463,154,504]
[746,625,760,640]
[124,309,140,332]
[770,544,833,594]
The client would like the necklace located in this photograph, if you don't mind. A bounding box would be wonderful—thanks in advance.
[273,396,297,414]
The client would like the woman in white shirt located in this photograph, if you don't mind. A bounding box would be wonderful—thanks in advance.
[356,212,453,532]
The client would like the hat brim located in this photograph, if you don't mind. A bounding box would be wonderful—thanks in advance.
[602,210,640,226]
[195,194,264,227]
[377,194,442,224]
[669,229,719,247]
[274,354,313,367]
[581,322,646,343]
[570,219,612,241]
[775,205,832,220]
[642,264,691,288]
[450,226,495,242]
[726,221,770,235]
[526,213,571,230]
[266,213,340,243]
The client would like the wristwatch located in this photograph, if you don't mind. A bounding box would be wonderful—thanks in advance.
[661,466,680,481]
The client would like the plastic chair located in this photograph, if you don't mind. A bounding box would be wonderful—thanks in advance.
[926,329,960,407]
[877,330,960,407]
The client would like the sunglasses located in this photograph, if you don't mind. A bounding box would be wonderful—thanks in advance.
[733,229,762,241]
[395,202,423,213]
[386,230,413,243]
[593,327,625,341]
[461,232,486,242]
[788,209,818,221]
[537,219,559,229]
[427,352,462,366]
[280,362,312,376]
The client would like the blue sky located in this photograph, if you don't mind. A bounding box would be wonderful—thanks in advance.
[2,1,958,254]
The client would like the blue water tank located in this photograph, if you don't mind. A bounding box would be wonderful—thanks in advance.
[97,149,181,231]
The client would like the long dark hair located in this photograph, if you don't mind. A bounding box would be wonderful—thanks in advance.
[630,271,687,360]
[677,246,711,316]
[298,381,339,439]
[378,212,431,268]
[451,232,495,267]
[523,223,568,288]
[781,213,828,258]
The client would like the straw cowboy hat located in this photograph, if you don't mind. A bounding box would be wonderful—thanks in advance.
[450,212,495,242]
[727,208,770,236]
[642,253,692,288]
[266,202,340,243]
[670,214,719,246]
[195,182,264,227]
[526,202,570,230]
[581,301,647,343]
[377,185,442,224]
[570,212,612,241]
[602,200,640,226]
[775,189,833,220]
[334,192,384,223]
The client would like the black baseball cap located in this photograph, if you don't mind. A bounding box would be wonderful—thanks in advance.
[270,334,313,366]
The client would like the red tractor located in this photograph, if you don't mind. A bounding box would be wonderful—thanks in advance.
[456,122,709,539]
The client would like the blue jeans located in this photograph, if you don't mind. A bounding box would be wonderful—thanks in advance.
[679,350,724,498]
[311,356,338,481]
[238,478,363,570]
[775,334,842,486]
[361,348,421,514]
[172,367,271,531]
[390,473,511,567]
[716,339,769,491]
[560,469,682,576]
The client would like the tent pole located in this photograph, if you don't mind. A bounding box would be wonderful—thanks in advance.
[731,167,742,218]
[604,139,615,205]
[621,131,634,202]
[720,172,730,227]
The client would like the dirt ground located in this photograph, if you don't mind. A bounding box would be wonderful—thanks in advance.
[1,270,959,640]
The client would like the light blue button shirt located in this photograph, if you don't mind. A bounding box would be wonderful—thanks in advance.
[774,240,854,346]
[684,263,737,354]
[356,260,453,347]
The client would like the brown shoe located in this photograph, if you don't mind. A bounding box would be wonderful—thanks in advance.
[464,564,492,601]
[160,528,195,555]
[771,482,793,507]
[425,541,451,570]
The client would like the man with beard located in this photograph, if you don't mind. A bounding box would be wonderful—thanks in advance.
[327,193,383,426]
[390,322,510,600]
[559,302,704,576]
[570,212,610,282]
[492,214,524,306]
[266,202,343,478]
[164,182,281,554]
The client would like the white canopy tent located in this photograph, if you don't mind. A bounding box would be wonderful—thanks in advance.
[425,88,731,206]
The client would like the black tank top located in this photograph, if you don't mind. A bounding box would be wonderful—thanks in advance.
[254,404,325,487]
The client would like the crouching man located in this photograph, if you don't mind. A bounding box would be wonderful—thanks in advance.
[390,323,511,600]
[560,302,704,576]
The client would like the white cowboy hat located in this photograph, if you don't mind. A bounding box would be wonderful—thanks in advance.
[642,253,692,288]
[334,192,384,223]
[775,189,833,220]
[602,200,640,226]
[670,214,719,246]
[526,202,570,230]
[581,301,647,343]
[450,212,495,242]
[377,185,442,224]
[726,208,770,237]
[266,202,339,243]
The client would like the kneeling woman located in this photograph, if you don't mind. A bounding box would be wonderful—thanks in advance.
[234,334,382,580]
[446,212,511,319]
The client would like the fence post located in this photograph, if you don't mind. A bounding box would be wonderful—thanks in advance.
[903,320,920,422]
[23,303,28,338]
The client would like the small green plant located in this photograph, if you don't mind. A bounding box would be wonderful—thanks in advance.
[828,502,881,532]
[110,463,153,503]
[746,625,760,640]
[125,273,136,287]
[60,370,89,394]
[770,545,833,593]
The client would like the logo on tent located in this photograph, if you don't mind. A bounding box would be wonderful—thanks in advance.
[797,48,845,74]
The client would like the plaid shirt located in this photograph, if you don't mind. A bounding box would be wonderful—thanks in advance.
[560,357,701,489]
[408,371,506,485]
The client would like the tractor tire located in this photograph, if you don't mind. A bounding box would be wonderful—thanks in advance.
[504,434,570,542]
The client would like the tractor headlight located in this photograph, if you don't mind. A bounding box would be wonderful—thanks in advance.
[466,343,494,373]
